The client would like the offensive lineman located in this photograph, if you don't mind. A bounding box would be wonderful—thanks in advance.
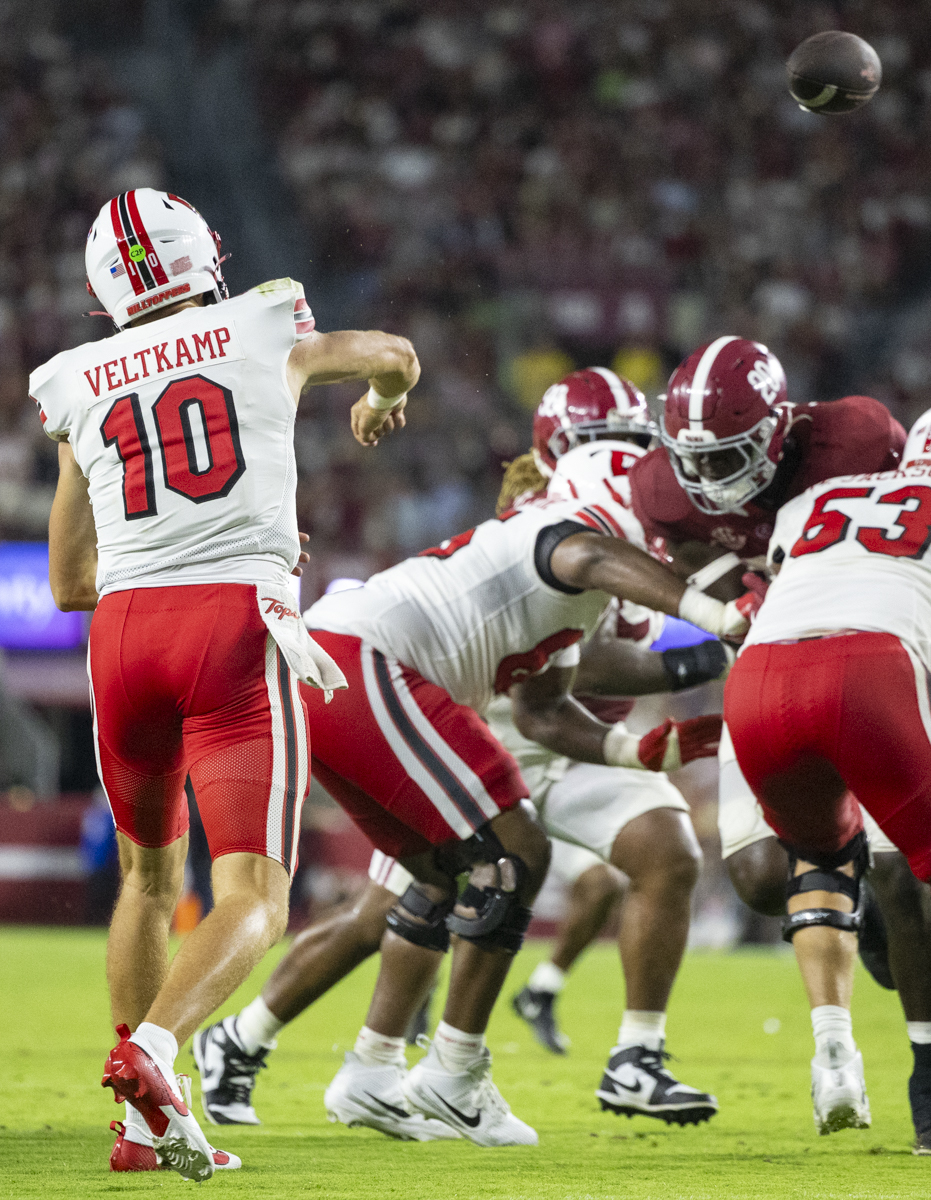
[196,416,754,1144]
[34,188,417,1180]
[725,408,931,1151]
[629,335,931,1136]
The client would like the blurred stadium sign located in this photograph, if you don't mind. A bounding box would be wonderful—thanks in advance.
[0,543,84,650]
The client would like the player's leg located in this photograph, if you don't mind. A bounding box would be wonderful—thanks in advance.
[538,762,716,1125]
[195,854,414,1127]
[106,833,188,1031]
[719,711,871,1133]
[513,840,623,1055]
[393,803,551,1144]
[91,589,237,1180]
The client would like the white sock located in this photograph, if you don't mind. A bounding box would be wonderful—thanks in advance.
[617,1010,666,1052]
[528,962,567,995]
[811,1005,856,1064]
[433,1021,485,1073]
[131,1022,178,1075]
[235,997,284,1055]
[354,1025,407,1068]
[908,1022,931,1045]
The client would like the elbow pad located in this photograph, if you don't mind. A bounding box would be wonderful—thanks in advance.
[661,641,732,692]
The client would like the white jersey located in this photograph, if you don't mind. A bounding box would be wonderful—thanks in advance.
[30,278,314,595]
[746,462,931,668]
[307,494,646,714]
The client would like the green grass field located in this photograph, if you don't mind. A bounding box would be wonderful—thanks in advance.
[0,927,926,1199]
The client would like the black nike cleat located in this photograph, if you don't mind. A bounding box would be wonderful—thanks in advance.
[324,1052,460,1141]
[857,878,895,991]
[512,986,569,1055]
[193,1016,270,1125]
[596,1044,718,1126]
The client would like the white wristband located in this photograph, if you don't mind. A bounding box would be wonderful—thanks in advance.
[366,387,407,412]
[677,586,727,636]
[687,552,741,592]
[602,723,642,769]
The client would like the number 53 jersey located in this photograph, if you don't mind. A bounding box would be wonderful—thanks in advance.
[746,462,931,667]
[29,278,313,595]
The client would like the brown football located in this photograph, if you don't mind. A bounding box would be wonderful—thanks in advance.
[787,31,881,114]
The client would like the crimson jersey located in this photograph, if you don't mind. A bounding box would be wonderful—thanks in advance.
[630,396,905,560]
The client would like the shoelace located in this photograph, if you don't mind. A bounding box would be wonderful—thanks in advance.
[468,1053,510,1118]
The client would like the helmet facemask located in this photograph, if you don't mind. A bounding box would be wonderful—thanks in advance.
[662,413,780,514]
[547,410,657,462]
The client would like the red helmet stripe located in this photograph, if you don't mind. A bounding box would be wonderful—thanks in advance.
[126,190,170,287]
[688,335,739,429]
[110,197,146,296]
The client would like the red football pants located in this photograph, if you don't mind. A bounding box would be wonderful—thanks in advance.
[724,631,931,881]
[89,584,309,874]
[302,632,527,861]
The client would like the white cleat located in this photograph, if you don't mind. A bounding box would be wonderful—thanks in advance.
[403,1042,538,1147]
[324,1052,461,1141]
[811,1044,871,1134]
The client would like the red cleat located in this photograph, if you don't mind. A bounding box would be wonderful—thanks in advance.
[109,1119,241,1172]
[102,1024,215,1181]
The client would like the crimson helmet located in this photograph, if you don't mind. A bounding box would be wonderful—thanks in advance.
[660,336,790,514]
[532,367,656,477]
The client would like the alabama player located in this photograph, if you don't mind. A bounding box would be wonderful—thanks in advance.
[195,427,755,1145]
[725,407,931,1152]
[34,188,417,1179]
[630,335,931,1135]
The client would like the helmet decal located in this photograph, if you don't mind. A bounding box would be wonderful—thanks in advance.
[687,335,739,428]
[110,192,170,296]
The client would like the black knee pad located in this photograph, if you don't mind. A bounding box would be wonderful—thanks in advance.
[445,855,531,952]
[781,831,871,943]
[385,883,454,953]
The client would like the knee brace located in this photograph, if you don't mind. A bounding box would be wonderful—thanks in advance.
[781,831,871,944]
[385,883,454,953]
[438,826,533,954]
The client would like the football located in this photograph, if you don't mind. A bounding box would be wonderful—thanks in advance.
[786,31,882,114]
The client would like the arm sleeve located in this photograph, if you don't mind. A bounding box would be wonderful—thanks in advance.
[533,520,594,594]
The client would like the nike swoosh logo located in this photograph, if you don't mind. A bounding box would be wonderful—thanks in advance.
[611,1076,643,1094]
[364,1092,410,1120]
[430,1090,482,1128]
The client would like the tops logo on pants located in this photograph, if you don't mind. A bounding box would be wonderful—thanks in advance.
[262,598,300,621]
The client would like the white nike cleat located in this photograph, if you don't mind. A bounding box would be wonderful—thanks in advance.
[811,1044,871,1134]
[403,1042,538,1146]
[324,1052,461,1141]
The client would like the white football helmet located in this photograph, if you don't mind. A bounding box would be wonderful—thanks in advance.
[547,438,647,512]
[903,407,931,469]
[86,189,227,328]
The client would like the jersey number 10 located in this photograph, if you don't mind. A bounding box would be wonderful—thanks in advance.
[101,374,245,520]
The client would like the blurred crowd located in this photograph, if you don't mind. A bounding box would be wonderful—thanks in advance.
[0,0,163,539]
[4,0,931,574]
[209,0,931,574]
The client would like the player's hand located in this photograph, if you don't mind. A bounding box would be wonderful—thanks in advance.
[351,395,407,447]
[291,531,310,577]
[637,714,723,771]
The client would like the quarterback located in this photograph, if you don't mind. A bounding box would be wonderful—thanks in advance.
[34,188,417,1179]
